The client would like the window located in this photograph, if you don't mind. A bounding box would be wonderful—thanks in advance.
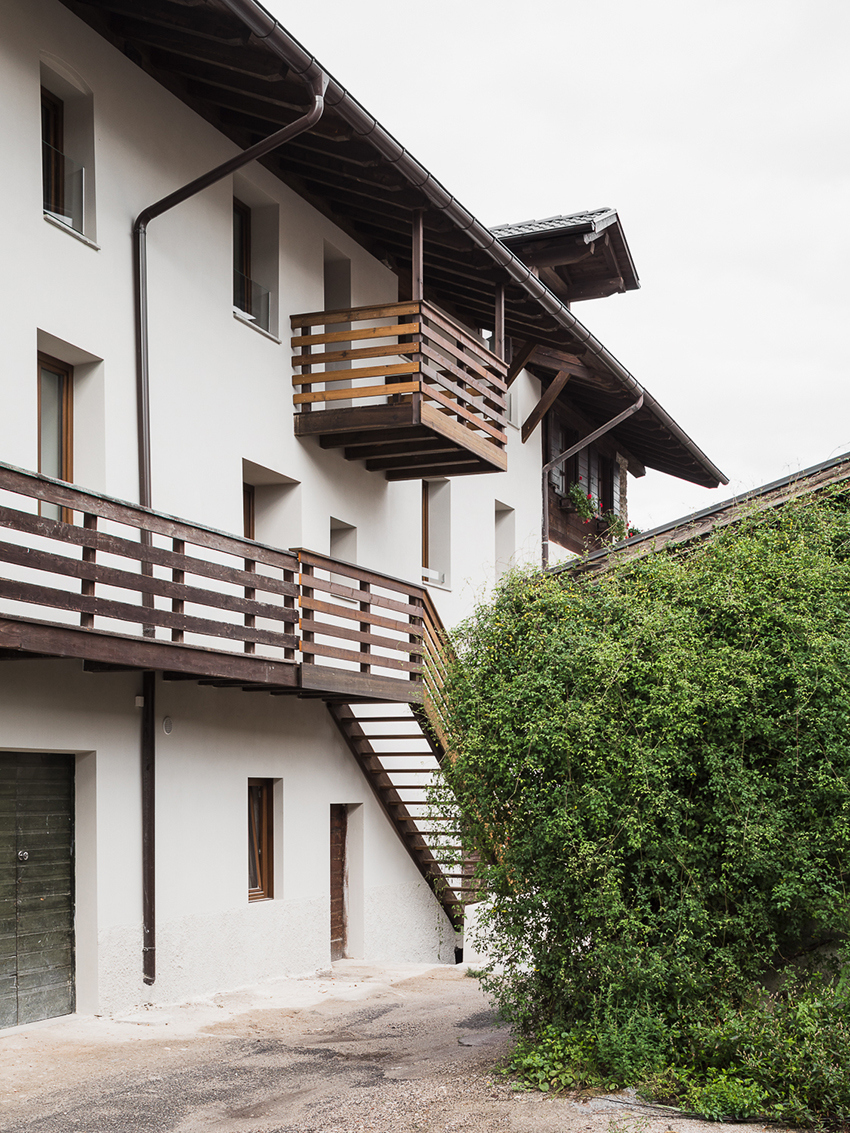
[38,352,73,522]
[323,245,352,406]
[548,420,579,497]
[242,482,255,540]
[248,779,273,900]
[242,459,301,546]
[421,479,451,587]
[41,87,65,219]
[40,61,94,238]
[233,198,270,332]
[494,501,515,579]
[329,517,356,564]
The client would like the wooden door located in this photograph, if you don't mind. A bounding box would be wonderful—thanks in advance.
[0,754,75,1028]
[330,804,347,962]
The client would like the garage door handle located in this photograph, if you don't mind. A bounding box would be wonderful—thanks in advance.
[17,850,28,861]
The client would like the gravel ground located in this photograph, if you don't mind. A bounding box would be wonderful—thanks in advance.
[0,962,787,1133]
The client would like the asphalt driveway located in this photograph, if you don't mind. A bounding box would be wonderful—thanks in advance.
[0,962,780,1133]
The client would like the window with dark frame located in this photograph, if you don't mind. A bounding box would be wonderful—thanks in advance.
[37,352,73,523]
[41,87,64,217]
[242,482,255,541]
[421,480,430,580]
[248,779,273,901]
[233,197,251,315]
[600,455,616,516]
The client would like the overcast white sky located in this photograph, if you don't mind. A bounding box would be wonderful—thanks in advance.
[271,0,850,530]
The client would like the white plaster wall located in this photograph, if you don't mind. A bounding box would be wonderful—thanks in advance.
[0,0,545,629]
[0,0,553,1014]
[0,661,454,1015]
[425,368,544,628]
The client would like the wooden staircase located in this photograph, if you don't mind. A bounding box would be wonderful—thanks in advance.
[326,700,479,926]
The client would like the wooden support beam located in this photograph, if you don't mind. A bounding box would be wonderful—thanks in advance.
[505,340,538,388]
[494,283,505,361]
[530,345,595,381]
[412,209,424,302]
[521,370,571,444]
[550,398,647,478]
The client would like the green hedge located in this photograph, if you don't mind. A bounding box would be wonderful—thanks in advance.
[440,490,850,1126]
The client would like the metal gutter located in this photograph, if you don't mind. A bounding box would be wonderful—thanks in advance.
[219,0,727,489]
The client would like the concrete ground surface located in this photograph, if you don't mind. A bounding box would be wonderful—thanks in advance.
[0,961,785,1133]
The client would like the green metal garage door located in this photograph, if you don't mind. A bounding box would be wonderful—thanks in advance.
[0,754,75,1028]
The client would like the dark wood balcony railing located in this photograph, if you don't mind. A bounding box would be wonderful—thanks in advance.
[0,463,448,702]
[291,301,509,479]
[296,549,427,701]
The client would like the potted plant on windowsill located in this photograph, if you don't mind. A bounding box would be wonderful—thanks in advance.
[566,481,600,526]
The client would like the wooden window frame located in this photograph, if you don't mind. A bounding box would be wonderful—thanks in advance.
[248,778,273,901]
[37,352,73,523]
[600,454,616,516]
[242,482,256,541]
[41,86,64,216]
[233,197,252,313]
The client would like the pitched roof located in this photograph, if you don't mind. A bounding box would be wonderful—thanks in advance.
[491,209,618,241]
[60,0,724,490]
[491,209,639,301]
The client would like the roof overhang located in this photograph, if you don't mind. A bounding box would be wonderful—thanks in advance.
[560,451,850,576]
[492,209,640,302]
[59,0,727,490]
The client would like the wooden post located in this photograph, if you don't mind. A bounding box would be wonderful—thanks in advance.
[494,283,505,361]
[410,595,423,686]
[359,580,371,673]
[412,209,424,302]
[171,537,184,642]
[244,557,256,654]
[300,557,314,665]
[80,513,97,628]
[301,323,312,413]
[284,562,296,661]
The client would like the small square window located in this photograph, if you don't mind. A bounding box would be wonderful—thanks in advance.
[248,778,273,901]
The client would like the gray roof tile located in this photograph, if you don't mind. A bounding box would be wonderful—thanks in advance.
[491,209,616,240]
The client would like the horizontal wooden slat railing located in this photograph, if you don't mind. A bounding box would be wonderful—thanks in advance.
[0,463,461,702]
[291,301,509,468]
[0,464,299,661]
[295,548,427,699]
[419,587,453,751]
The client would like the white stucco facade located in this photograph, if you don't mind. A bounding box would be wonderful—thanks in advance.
[1,0,546,1021]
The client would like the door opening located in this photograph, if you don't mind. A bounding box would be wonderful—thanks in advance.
[0,754,75,1028]
[329,804,347,961]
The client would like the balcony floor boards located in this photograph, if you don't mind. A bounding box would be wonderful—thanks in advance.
[0,614,418,702]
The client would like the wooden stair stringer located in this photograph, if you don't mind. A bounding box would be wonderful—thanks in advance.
[326,702,465,925]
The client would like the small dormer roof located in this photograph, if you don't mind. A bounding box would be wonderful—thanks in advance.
[491,209,639,303]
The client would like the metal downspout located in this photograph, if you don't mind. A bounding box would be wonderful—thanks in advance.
[541,395,644,569]
[131,68,328,986]
[133,70,328,509]
[217,0,726,489]
[141,670,156,985]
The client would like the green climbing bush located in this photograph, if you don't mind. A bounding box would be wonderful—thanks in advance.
[439,488,850,1126]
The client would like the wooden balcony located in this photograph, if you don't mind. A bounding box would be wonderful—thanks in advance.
[291,301,509,478]
[0,463,447,703]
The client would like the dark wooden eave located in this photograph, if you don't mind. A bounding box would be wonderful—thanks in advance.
[58,0,726,490]
[561,452,850,577]
[492,209,640,303]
